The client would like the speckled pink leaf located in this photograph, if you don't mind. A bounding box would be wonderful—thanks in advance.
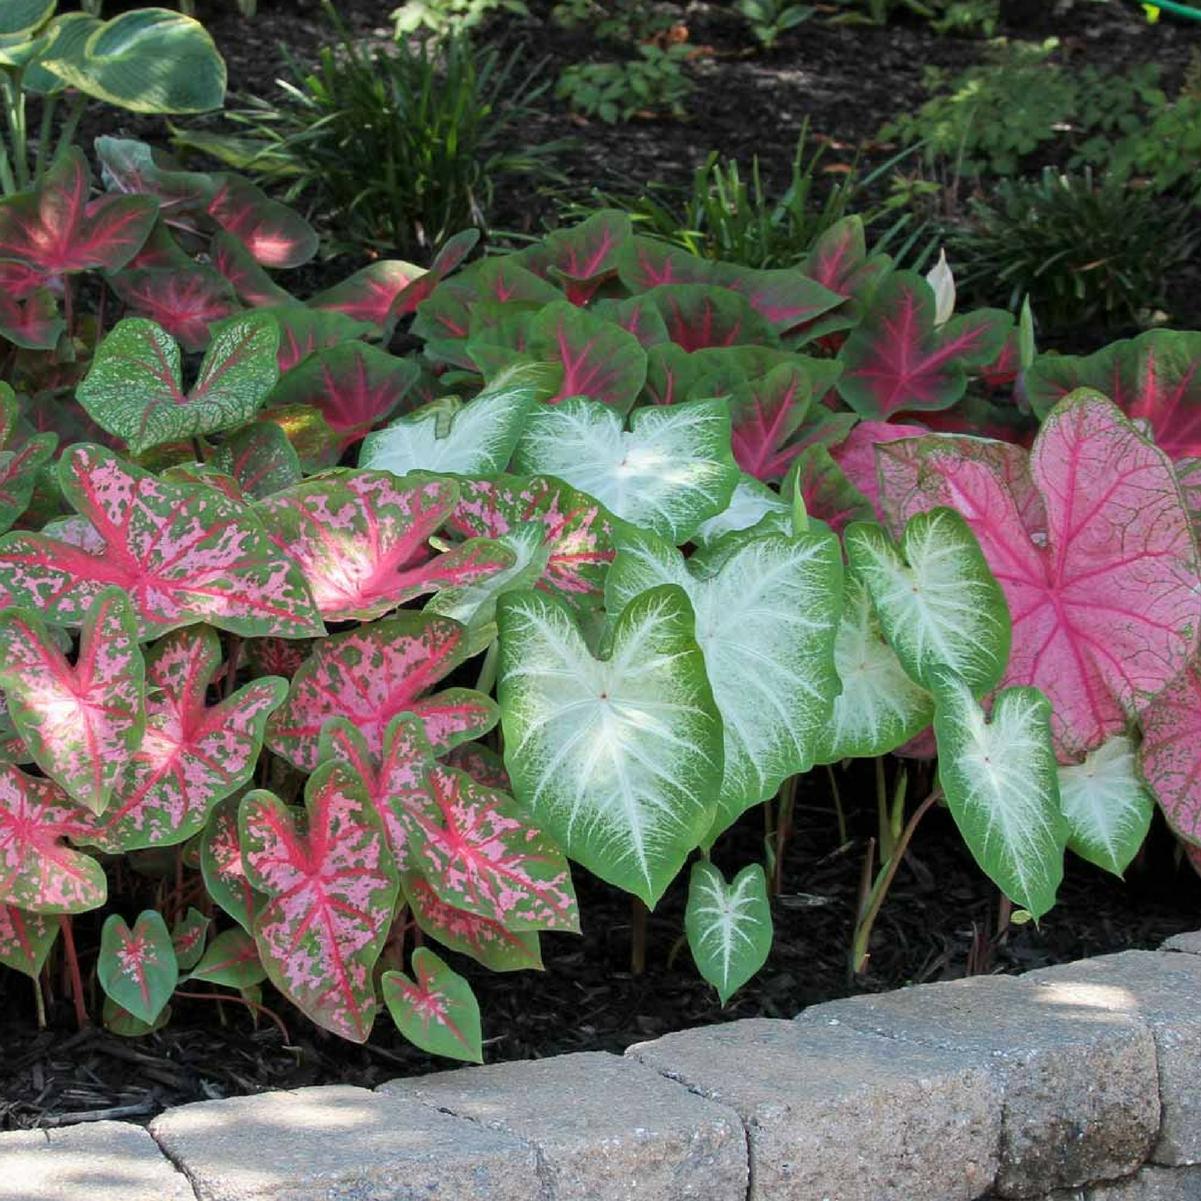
[98,910,178,1025]
[0,904,57,977]
[1139,662,1201,850]
[239,762,399,1042]
[207,175,317,269]
[0,433,56,534]
[171,906,210,970]
[200,795,263,933]
[382,946,482,1062]
[0,590,144,813]
[0,444,324,639]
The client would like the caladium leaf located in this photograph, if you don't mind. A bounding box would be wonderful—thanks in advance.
[207,175,317,269]
[615,236,715,292]
[845,509,1011,695]
[0,590,144,814]
[211,231,294,308]
[0,444,324,639]
[267,614,496,771]
[537,208,631,302]
[693,475,791,548]
[647,284,775,352]
[200,795,263,933]
[498,585,723,907]
[246,636,310,680]
[97,910,178,1026]
[171,906,210,971]
[512,396,740,545]
[106,264,238,353]
[239,762,400,1042]
[77,313,279,455]
[592,295,670,348]
[189,926,267,989]
[0,288,64,350]
[0,904,57,978]
[94,627,286,851]
[446,741,510,791]
[685,861,772,1006]
[95,136,214,219]
[102,995,171,1037]
[382,947,483,1063]
[0,432,56,534]
[1057,735,1153,877]
[933,674,1065,919]
[786,444,874,536]
[608,526,841,837]
[1138,662,1201,852]
[211,422,301,501]
[829,420,930,519]
[309,259,425,332]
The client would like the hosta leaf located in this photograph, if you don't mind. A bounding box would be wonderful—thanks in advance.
[200,795,262,933]
[498,585,723,907]
[0,590,144,813]
[0,1,54,38]
[512,396,740,545]
[207,175,316,269]
[107,264,238,353]
[846,509,1010,695]
[0,904,57,978]
[267,614,496,772]
[189,926,267,989]
[527,300,646,411]
[382,947,483,1063]
[607,526,842,838]
[239,762,400,1042]
[1058,735,1153,877]
[171,906,210,970]
[0,432,56,534]
[211,422,301,501]
[97,910,178,1026]
[933,674,1065,919]
[692,475,791,549]
[685,861,772,1005]
[0,444,323,639]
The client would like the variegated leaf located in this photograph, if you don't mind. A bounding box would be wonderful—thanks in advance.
[97,910,178,1025]
[685,861,772,1005]
[189,927,267,989]
[200,795,263,933]
[382,947,483,1063]
[0,904,57,978]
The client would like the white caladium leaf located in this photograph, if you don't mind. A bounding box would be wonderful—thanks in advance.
[814,574,934,764]
[607,526,841,839]
[933,673,1066,919]
[692,474,791,549]
[512,395,740,544]
[685,861,772,1005]
[497,584,723,907]
[846,508,1010,695]
[1058,735,1153,877]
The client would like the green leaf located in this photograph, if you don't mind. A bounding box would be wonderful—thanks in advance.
[692,475,791,549]
[188,926,267,989]
[685,861,772,1005]
[0,1,54,38]
[97,909,178,1025]
[170,906,209,970]
[382,946,483,1063]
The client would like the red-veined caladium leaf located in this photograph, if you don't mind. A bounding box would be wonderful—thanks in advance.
[785,444,874,536]
[211,231,294,309]
[200,795,263,933]
[445,741,510,790]
[262,305,376,373]
[512,396,740,545]
[0,288,64,350]
[498,584,724,907]
[685,861,772,1006]
[267,613,497,772]
[207,174,317,269]
[0,904,57,978]
[646,284,775,353]
[239,761,400,1042]
[607,526,841,840]
[382,946,483,1063]
[828,420,929,519]
[0,764,103,913]
[98,909,178,1026]
[0,590,144,814]
[92,627,286,851]
[211,422,301,502]
[95,136,214,220]
[387,228,481,322]
[258,470,514,623]
[77,313,279,455]
[1138,662,1201,854]
[171,906,210,970]
[716,263,844,341]
[615,237,718,293]
[189,926,267,989]
[642,342,794,409]
[0,444,324,639]
[107,264,239,352]
[246,636,310,680]
[0,148,157,275]
[536,209,632,303]
[592,295,671,348]
[409,765,579,932]
[797,215,890,336]
[835,271,1012,419]
[309,259,425,333]
[0,431,56,535]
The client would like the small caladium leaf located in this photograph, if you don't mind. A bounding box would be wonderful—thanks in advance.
[309,259,425,332]
[608,526,841,837]
[615,236,715,292]
[106,263,238,353]
[390,228,479,320]
[446,741,510,791]
[592,295,670,348]
[171,906,210,970]
[268,614,496,771]
[845,509,1011,695]
[211,231,294,308]
[786,444,874,536]
[263,304,375,373]
[932,674,1065,919]
[693,475,791,548]
[239,762,400,1042]
[189,926,267,989]
[94,627,286,850]
[211,422,301,501]
[498,585,723,907]
[0,904,57,978]
[717,263,845,339]
[512,396,740,545]
[247,636,310,680]
[103,995,172,1038]
[77,313,279,455]
[0,444,324,639]
[382,947,483,1063]
[1137,662,1201,852]
[200,796,263,933]
[0,288,63,350]
[1057,735,1153,877]
[207,174,317,269]
[98,910,178,1026]
[647,284,775,352]
[0,432,56,535]
[0,590,144,814]
[536,208,631,301]
[685,861,773,1005]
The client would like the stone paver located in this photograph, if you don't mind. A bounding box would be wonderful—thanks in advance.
[1066,1165,1201,1199]
[796,973,1158,1198]
[1026,950,1201,1166]
[0,1120,194,1201]
[380,1050,746,1200]
[1161,931,1201,957]
[149,1084,541,1201]
[628,1016,1001,1201]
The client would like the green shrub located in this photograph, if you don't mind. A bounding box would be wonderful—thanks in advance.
[390,0,530,38]
[736,0,817,48]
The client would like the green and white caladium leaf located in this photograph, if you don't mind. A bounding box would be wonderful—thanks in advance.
[1057,734,1153,877]
[512,396,740,544]
[933,673,1066,919]
[76,314,279,455]
[607,526,842,839]
[685,861,772,1005]
[692,474,791,549]
[498,585,723,907]
[382,946,483,1064]
[846,508,1011,696]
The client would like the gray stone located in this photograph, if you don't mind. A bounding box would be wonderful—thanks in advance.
[1077,1165,1201,1199]
[627,1016,1000,1201]
[1162,931,1201,957]
[0,1120,194,1201]
[796,973,1158,1198]
[149,1084,541,1201]
[380,1050,746,1200]
[1026,950,1201,1166]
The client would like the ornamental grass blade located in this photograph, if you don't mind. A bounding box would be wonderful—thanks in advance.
[685,861,772,1005]
[200,795,263,933]
[0,904,57,978]
[382,947,483,1063]
[97,910,178,1026]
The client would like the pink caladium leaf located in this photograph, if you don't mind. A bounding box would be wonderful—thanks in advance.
[211,422,301,502]
[189,926,268,989]
[93,627,287,851]
[200,795,263,933]
[786,444,874,535]
[259,471,514,623]
[1138,662,1201,851]
[647,284,774,352]
[382,946,483,1063]
[211,232,294,309]
[239,762,400,1042]
[0,590,145,814]
[107,264,239,352]
[0,288,64,350]
[171,906,210,970]
[0,262,48,301]
[716,263,844,339]
[267,613,497,772]
[388,228,481,321]
[829,420,931,518]
[836,272,1012,419]
[98,910,178,1026]
[0,904,57,978]
[0,444,324,639]
[0,148,158,276]
[207,174,318,269]
[0,764,104,913]
[0,432,56,534]
[537,209,632,304]
[445,741,510,791]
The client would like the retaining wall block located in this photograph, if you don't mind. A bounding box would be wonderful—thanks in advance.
[1161,931,1201,957]
[1043,1164,1201,1199]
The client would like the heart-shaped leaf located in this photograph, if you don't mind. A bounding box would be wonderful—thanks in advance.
[266,305,375,373]
[107,264,238,352]
[200,795,262,933]
[211,232,294,308]
[171,906,210,970]
[309,259,425,332]
[382,946,483,1063]
[828,420,929,518]
[646,284,774,352]
[207,175,316,268]
[0,289,63,350]
[211,422,301,501]
[0,432,56,535]
[692,476,790,549]
[685,861,772,1006]
[0,904,57,978]
[95,136,215,218]
[189,926,267,989]
[718,263,845,339]
[1137,661,1201,853]
[98,910,178,1026]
